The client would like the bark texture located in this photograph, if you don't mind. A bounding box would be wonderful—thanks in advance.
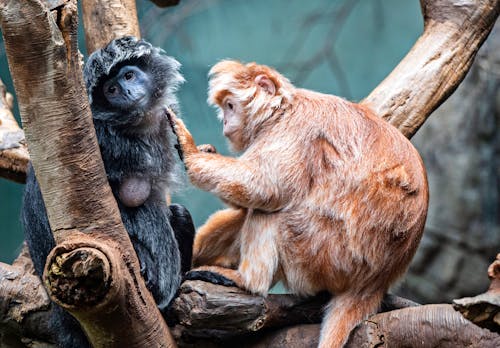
[0,1,174,347]
[453,253,500,333]
[2,268,499,348]
[81,0,140,54]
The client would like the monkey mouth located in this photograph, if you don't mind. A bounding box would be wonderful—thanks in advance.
[134,95,147,106]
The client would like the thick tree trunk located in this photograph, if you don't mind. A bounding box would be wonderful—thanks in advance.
[0,1,175,347]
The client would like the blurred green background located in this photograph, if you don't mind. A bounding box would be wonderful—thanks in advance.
[0,0,422,263]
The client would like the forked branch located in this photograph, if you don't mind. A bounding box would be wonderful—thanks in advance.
[362,0,500,138]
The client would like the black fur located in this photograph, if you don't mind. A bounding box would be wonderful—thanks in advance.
[22,37,194,348]
[185,270,237,287]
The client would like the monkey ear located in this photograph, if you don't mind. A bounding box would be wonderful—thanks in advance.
[255,74,276,95]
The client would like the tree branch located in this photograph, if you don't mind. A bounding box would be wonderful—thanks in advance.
[0,1,175,346]
[81,0,141,54]
[453,253,500,333]
[362,0,500,138]
[2,264,499,347]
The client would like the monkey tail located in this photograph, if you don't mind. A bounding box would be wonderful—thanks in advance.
[318,290,384,348]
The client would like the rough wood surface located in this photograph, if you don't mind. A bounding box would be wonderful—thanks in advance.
[362,0,500,138]
[175,305,500,348]
[169,280,420,342]
[0,78,28,183]
[453,253,500,332]
[3,264,498,348]
[81,0,140,54]
[0,1,175,347]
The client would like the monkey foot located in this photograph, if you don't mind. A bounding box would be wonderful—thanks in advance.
[185,266,243,288]
[185,270,237,287]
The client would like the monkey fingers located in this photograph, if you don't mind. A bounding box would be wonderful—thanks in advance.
[165,109,198,156]
[197,144,217,154]
[185,266,244,289]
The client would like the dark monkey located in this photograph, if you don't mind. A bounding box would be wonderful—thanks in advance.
[22,37,194,347]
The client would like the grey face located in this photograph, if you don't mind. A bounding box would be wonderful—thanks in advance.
[103,65,152,110]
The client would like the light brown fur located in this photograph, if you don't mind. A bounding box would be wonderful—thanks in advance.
[171,60,428,348]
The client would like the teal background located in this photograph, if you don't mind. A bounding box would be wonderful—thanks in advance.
[0,0,422,263]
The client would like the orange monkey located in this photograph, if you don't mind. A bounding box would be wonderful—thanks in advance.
[169,60,428,348]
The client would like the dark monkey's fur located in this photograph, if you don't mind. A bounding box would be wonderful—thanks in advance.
[22,37,194,347]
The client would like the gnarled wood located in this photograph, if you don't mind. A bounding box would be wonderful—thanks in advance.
[453,253,500,332]
[81,0,140,54]
[3,265,498,348]
[0,1,175,347]
[0,78,28,183]
[362,0,500,138]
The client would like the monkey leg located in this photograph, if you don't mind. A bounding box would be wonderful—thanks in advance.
[193,207,246,268]
[237,211,279,296]
[169,204,195,274]
[189,211,279,297]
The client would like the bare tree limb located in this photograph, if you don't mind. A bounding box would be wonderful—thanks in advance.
[3,266,499,348]
[81,0,141,54]
[0,78,28,183]
[362,0,500,138]
[0,1,175,346]
[453,253,500,332]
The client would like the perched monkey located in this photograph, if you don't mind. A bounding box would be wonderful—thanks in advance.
[169,60,429,348]
[22,37,195,348]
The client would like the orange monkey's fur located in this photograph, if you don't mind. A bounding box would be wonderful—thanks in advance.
[171,60,429,348]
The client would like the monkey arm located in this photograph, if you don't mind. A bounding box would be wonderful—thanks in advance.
[170,115,286,211]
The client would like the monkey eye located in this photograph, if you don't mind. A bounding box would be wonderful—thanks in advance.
[124,71,135,80]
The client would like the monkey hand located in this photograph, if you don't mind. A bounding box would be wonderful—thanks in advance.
[165,108,198,157]
[185,266,244,289]
[197,144,217,154]
[118,176,151,207]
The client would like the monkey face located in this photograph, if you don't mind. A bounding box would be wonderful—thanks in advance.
[102,65,152,112]
[220,96,243,140]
